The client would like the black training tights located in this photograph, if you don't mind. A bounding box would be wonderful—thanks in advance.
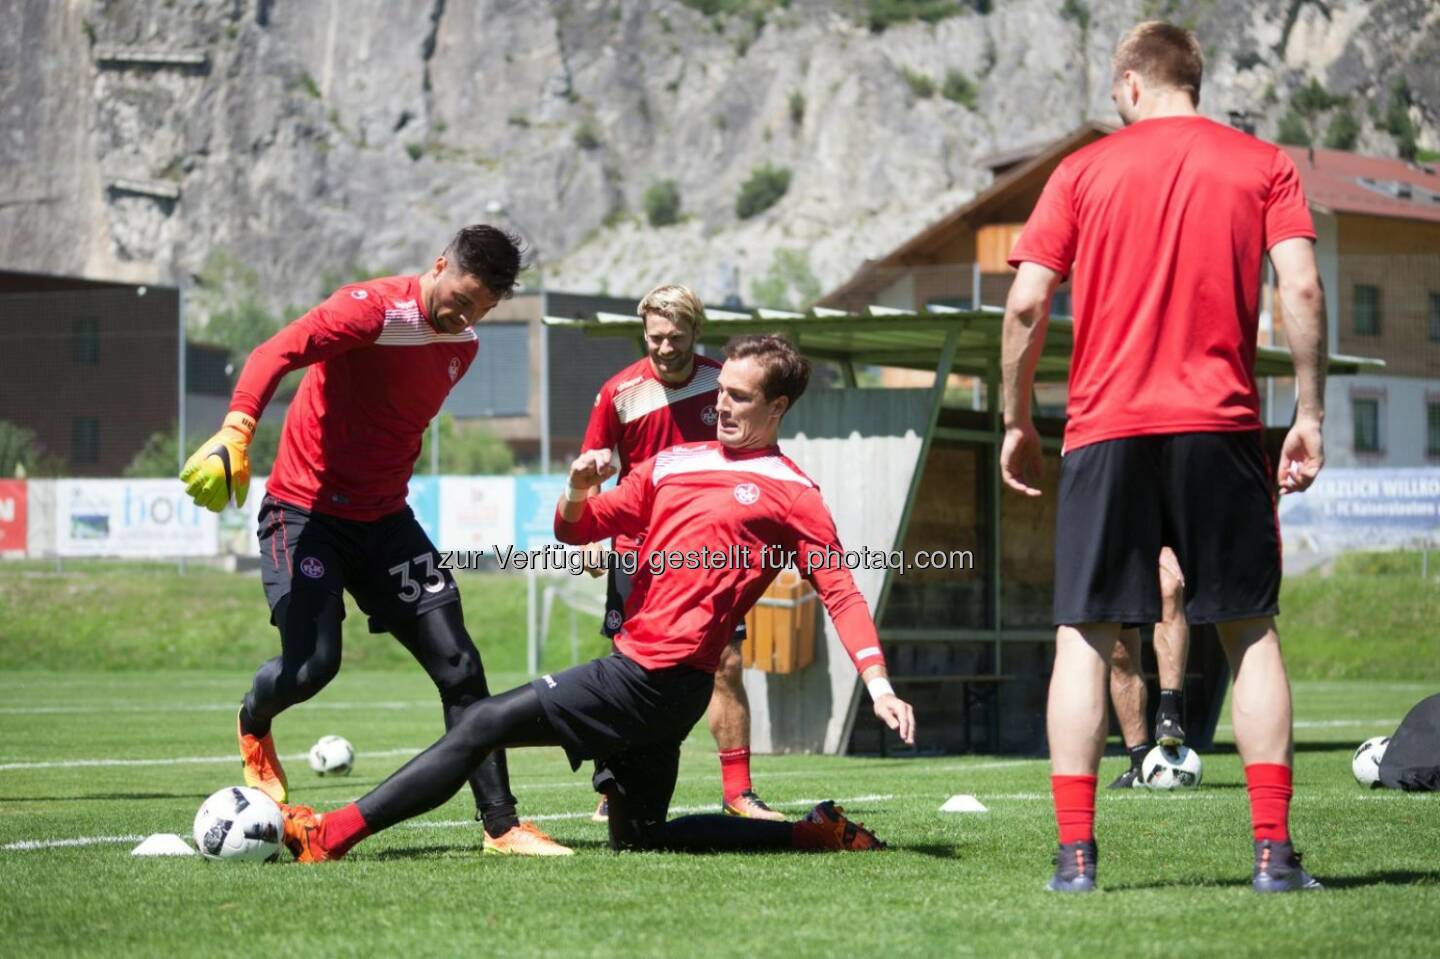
[242,597,520,831]
[355,680,793,852]
[357,683,560,831]
[242,591,344,735]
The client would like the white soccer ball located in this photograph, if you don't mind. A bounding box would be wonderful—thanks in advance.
[1141,745,1203,790]
[193,786,283,863]
[1351,736,1389,788]
[308,735,355,776]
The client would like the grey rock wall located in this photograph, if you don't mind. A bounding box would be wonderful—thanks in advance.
[1,0,1434,320]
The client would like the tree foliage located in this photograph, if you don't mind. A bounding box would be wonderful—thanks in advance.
[1384,76,1418,161]
[643,180,683,227]
[735,164,791,220]
[942,69,978,109]
[0,419,64,477]
[417,414,515,475]
[125,421,283,479]
[1323,108,1359,151]
[749,249,822,312]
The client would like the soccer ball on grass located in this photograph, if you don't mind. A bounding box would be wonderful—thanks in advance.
[193,786,283,862]
[308,734,355,776]
[1351,736,1389,788]
[1141,745,1203,789]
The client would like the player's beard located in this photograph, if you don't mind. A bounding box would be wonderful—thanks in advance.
[651,349,694,381]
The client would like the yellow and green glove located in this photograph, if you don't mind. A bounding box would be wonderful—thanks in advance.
[180,411,256,512]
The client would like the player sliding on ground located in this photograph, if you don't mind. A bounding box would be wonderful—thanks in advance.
[580,284,784,823]
[1001,22,1328,893]
[179,225,570,856]
[276,335,916,861]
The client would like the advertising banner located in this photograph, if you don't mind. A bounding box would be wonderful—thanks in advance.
[55,479,218,557]
[438,476,515,554]
[0,479,26,556]
[218,475,267,557]
[513,475,570,552]
[1279,468,1440,551]
[407,476,442,546]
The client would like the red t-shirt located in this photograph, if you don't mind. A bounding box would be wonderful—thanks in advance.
[554,441,886,675]
[229,275,477,521]
[1008,116,1315,451]
[580,354,722,552]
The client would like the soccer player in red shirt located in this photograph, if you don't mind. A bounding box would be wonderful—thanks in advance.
[580,284,782,822]
[274,335,916,861]
[179,226,569,856]
[1000,22,1327,893]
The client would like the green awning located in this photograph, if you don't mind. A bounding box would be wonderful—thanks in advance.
[544,307,1382,381]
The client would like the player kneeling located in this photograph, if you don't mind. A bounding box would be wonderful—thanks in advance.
[276,336,914,860]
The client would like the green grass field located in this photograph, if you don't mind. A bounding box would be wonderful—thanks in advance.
[2,553,1436,678]
[1,559,1438,956]
[0,672,1436,957]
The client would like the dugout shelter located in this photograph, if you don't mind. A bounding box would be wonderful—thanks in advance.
[546,306,1381,756]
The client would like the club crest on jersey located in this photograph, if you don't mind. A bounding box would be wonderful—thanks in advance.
[701,405,718,426]
[448,357,461,383]
[733,482,760,505]
[605,609,623,632]
[299,556,326,579]
[349,289,368,300]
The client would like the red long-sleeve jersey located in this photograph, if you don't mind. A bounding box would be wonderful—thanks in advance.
[229,275,476,520]
[580,354,722,553]
[555,440,887,674]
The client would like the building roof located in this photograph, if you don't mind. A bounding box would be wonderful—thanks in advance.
[819,121,1116,309]
[821,126,1440,311]
[1280,146,1440,224]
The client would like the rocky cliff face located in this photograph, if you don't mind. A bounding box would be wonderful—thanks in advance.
[2,0,1435,317]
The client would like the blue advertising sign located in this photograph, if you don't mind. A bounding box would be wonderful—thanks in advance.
[406,476,442,546]
[1278,468,1440,551]
[513,475,570,552]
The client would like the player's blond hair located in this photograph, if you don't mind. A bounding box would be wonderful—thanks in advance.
[1112,21,1204,106]
[636,284,705,334]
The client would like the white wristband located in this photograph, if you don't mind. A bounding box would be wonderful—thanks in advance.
[564,486,589,503]
[866,676,894,701]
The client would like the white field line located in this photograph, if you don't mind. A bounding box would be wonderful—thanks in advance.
[10,783,1412,851]
[0,747,1044,775]
[0,701,431,716]
[1217,719,1399,730]
[308,760,1042,804]
[0,795,896,852]
[0,747,427,772]
[3,834,148,851]
[405,793,898,829]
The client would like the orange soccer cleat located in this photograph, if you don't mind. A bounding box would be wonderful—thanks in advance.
[237,710,289,804]
[279,803,335,863]
[482,821,575,857]
[792,800,886,851]
[723,789,787,822]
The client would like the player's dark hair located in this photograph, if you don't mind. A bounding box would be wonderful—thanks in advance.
[445,225,524,299]
[1113,21,1204,106]
[724,334,811,409]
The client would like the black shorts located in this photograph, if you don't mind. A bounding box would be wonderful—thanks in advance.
[531,652,712,772]
[1053,431,1280,627]
[603,564,747,644]
[257,494,459,634]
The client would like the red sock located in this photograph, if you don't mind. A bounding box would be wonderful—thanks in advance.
[1051,774,1097,845]
[318,803,372,857]
[719,747,752,803]
[1245,763,1292,842]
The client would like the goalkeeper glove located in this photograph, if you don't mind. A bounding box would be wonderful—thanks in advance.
[180,411,256,511]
